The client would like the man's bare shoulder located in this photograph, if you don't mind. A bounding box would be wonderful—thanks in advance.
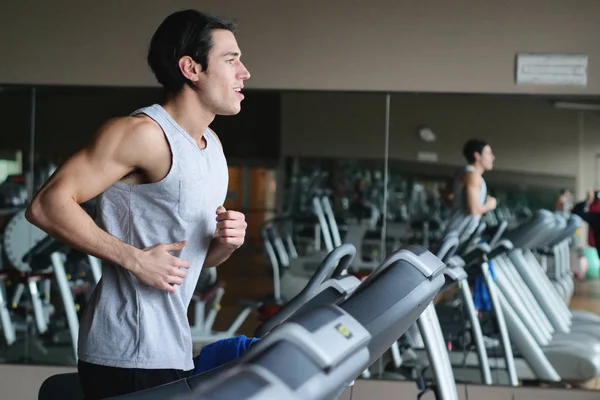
[463,170,482,186]
[95,114,164,143]
[85,115,170,171]
[89,115,167,157]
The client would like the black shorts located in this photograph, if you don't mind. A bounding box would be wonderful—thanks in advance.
[77,360,189,400]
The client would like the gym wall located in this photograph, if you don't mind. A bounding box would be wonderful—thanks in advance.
[1,0,599,95]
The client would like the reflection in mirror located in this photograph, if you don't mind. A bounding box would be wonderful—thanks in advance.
[0,86,41,365]
[280,156,389,276]
[374,92,586,390]
[273,91,390,309]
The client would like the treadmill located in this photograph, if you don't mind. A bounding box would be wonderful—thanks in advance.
[366,235,462,400]
[38,243,363,400]
[450,211,600,385]
[105,244,448,400]
[254,243,360,338]
[412,216,520,387]
[406,223,512,387]
[495,210,600,382]
[397,230,492,381]
[540,212,574,302]
[278,196,340,300]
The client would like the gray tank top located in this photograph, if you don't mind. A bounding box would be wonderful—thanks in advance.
[452,165,487,210]
[446,165,487,237]
[78,104,229,370]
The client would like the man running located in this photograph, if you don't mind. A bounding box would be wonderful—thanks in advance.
[447,138,497,237]
[26,9,250,399]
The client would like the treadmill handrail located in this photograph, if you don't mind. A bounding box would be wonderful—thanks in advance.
[254,244,357,338]
[487,239,514,259]
[461,242,491,267]
[437,234,460,263]
[489,220,508,248]
[446,255,466,269]
[544,214,581,248]
[360,244,445,289]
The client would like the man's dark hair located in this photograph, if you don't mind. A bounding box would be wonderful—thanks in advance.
[462,138,488,164]
[147,10,236,94]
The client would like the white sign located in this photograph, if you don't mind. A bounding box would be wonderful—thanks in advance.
[516,53,588,86]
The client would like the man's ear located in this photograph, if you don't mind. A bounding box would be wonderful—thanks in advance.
[178,56,201,82]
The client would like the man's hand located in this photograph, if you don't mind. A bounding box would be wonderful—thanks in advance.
[485,195,497,211]
[131,240,191,293]
[215,206,247,249]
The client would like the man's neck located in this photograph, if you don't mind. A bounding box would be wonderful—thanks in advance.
[470,162,485,176]
[161,89,215,141]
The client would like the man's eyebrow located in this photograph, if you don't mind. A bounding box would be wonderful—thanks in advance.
[221,51,241,57]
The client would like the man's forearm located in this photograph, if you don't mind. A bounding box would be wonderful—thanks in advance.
[467,203,490,216]
[26,193,141,272]
[479,203,492,215]
[203,237,236,268]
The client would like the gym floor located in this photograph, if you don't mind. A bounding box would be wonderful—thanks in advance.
[569,280,600,313]
[208,242,600,348]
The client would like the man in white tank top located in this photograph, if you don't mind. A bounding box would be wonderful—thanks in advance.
[447,139,497,237]
[25,10,251,399]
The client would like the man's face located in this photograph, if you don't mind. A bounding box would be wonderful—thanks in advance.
[478,145,495,171]
[197,29,251,115]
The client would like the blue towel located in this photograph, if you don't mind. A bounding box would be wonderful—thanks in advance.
[191,335,260,375]
[473,260,496,311]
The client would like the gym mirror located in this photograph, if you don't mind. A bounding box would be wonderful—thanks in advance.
[0,86,39,366]
[382,91,582,388]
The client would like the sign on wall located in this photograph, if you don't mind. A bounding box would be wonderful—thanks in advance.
[515,53,588,86]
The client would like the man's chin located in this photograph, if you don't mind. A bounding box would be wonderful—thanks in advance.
[216,105,242,116]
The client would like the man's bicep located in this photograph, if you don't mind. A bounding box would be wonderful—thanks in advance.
[36,118,140,204]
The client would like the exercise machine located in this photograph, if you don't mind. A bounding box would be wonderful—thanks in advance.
[254,243,357,338]
[106,244,447,400]
[190,241,358,347]
[495,210,600,383]
[424,217,518,386]
[36,244,360,400]
[405,234,494,386]
[39,244,447,400]
[538,212,579,304]
[277,197,338,300]
[389,229,497,393]
[446,211,600,386]
[0,210,100,365]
